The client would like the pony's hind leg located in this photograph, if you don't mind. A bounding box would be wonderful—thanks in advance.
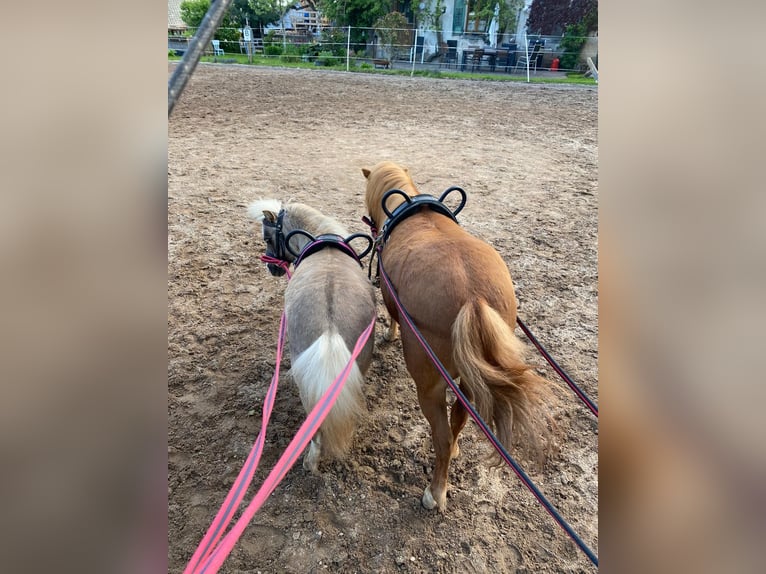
[449,378,470,459]
[414,375,453,511]
[303,432,321,474]
[384,314,399,342]
[401,331,454,510]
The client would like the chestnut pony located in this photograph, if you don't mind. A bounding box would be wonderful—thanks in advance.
[362,161,559,510]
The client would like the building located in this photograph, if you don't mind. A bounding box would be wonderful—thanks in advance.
[168,0,187,37]
[263,0,329,38]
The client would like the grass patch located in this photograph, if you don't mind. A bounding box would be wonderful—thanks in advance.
[169,53,597,85]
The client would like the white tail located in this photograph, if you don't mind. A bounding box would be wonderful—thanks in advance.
[289,330,366,465]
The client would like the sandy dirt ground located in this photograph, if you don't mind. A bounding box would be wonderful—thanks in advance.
[168,63,598,573]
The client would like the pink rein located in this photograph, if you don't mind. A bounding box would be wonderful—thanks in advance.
[260,254,292,279]
[183,252,374,574]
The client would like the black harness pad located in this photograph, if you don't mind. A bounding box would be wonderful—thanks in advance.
[293,234,363,268]
[382,194,459,242]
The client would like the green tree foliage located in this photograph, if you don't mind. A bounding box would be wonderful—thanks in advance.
[247,0,282,28]
[180,0,241,50]
[180,0,213,28]
[180,0,282,37]
[526,0,597,36]
[526,0,596,70]
[498,0,524,35]
[373,11,410,59]
[319,0,393,28]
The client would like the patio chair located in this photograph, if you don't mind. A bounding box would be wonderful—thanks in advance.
[514,40,542,74]
[465,48,484,72]
[443,40,458,68]
[499,43,517,72]
[212,40,224,56]
[411,35,424,62]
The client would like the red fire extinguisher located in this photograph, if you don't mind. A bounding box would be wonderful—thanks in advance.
[551,57,560,71]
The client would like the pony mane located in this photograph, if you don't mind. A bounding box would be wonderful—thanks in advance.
[247,198,347,236]
[247,198,282,222]
[363,161,420,227]
[285,202,348,236]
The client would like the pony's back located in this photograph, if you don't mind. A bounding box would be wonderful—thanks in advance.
[286,249,376,470]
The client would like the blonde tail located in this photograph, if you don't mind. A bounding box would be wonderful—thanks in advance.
[289,330,366,461]
[452,299,559,465]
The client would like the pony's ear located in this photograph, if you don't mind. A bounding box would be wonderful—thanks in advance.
[263,210,277,223]
[361,167,371,179]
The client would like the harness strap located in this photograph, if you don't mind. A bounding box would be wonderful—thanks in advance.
[293,234,364,269]
[376,252,598,568]
[516,317,598,417]
[262,209,287,261]
[192,315,377,574]
[381,194,459,243]
[260,255,292,279]
[183,312,287,574]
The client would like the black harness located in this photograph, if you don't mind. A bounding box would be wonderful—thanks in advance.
[377,186,467,243]
[285,231,373,269]
[364,186,468,283]
[262,209,288,261]
[262,206,373,271]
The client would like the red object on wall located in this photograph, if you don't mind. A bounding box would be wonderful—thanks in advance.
[551,58,560,71]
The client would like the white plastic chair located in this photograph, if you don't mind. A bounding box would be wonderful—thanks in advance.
[212,40,224,56]
[514,40,542,74]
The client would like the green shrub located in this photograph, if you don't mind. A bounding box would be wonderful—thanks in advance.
[301,43,321,61]
[317,50,334,64]
[558,22,587,70]
[264,44,283,56]
[278,43,302,62]
[317,29,347,58]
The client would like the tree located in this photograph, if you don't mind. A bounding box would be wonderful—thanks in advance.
[180,0,213,28]
[319,0,393,28]
[526,0,596,70]
[246,0,282,29]
[526,0,597,36]
[373,11,410,60]
[181,0,241,50]
[415,0,445,46]
[180,0,282,37]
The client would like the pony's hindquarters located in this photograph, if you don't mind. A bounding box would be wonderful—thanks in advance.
[289,330,366,472]
[452,298,560,466]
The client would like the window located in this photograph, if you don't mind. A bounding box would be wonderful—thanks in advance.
[465,13,488,33]
[453,0,489,35]
[452,0,466,34]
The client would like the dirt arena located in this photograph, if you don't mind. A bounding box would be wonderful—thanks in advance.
[168,63,598,573]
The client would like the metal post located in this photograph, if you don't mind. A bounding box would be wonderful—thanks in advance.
[168,0,235,116]
[525,32,530,83]
[346,25,351,71]
[244,22,253,64]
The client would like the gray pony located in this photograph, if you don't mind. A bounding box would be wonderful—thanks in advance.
[248,199,376,472]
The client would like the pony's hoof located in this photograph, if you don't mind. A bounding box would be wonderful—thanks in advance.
[422,486,446,511]
[384,327,398,342]
[303,441,320,474]
[302,455,319,474]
